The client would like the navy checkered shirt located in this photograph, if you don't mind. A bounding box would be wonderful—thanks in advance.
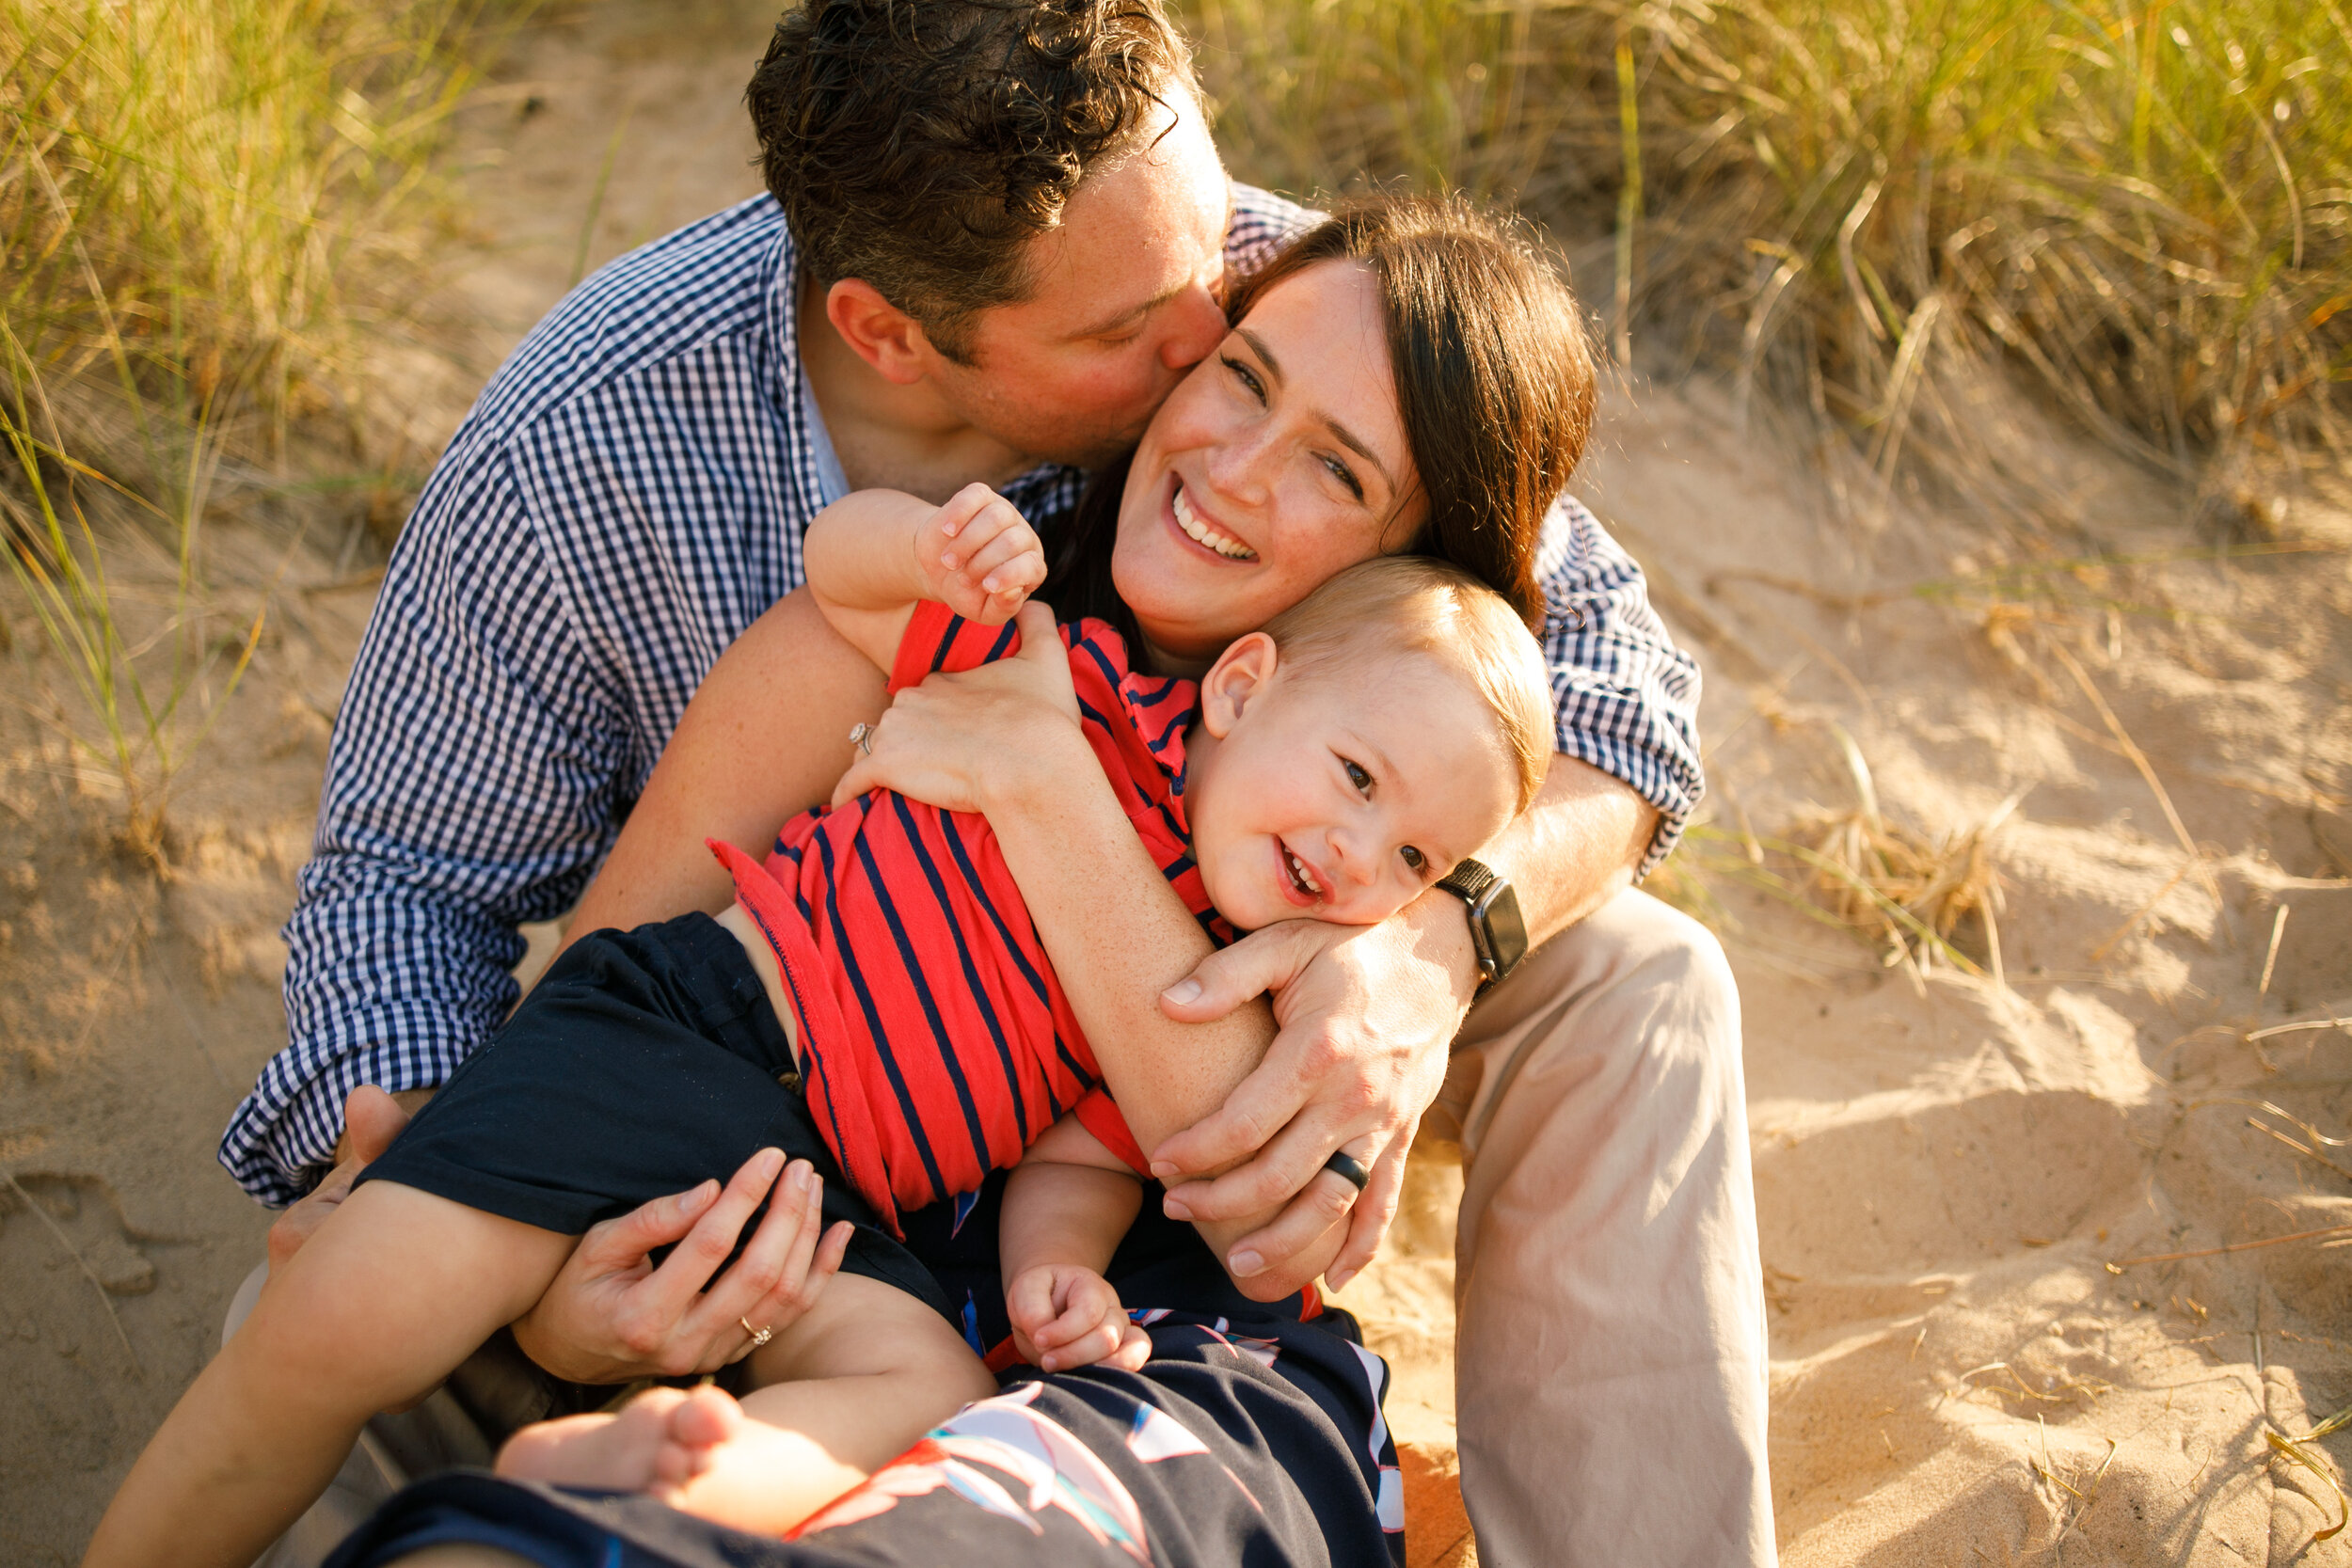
[224,187,1705,1204]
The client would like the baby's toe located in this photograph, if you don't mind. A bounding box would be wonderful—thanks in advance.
[668,1383,748,1450]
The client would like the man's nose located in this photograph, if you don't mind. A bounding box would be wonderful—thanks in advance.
[1157,281,1227,372]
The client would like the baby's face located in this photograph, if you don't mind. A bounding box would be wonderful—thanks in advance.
[1183,646,1521,932]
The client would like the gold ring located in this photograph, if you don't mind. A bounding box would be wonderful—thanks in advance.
[739,1316,773,1349]
[848,722,875,756]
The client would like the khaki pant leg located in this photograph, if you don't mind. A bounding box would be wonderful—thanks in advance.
[1430,887,1774,1568]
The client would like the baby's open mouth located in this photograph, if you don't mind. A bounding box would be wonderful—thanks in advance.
[1173,482,1257,561]
[1280,839,1324,898]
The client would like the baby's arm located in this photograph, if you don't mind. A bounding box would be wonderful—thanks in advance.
[803,483,1049,673]
[1001,1116,1150,1373]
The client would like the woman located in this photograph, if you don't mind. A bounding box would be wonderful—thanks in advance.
[313,196,1600,1568]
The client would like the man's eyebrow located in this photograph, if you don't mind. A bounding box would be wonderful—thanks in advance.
[1236,326,1394,489]
[1070,286,1176,341]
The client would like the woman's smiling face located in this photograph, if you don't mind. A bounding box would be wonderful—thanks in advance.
[1110,260,1425,671]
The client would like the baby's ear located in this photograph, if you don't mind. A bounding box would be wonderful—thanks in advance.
[1196,633,1279,737]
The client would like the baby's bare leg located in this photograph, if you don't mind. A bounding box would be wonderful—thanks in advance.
[83,1182,574,1568]
[660,1275,994,1535]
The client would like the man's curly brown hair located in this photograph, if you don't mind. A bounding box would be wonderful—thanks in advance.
[749,0,1199,362]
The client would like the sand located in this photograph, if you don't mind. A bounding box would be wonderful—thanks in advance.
[4,6,2347,1565]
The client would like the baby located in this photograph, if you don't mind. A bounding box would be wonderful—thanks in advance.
[85,487,1551,1565]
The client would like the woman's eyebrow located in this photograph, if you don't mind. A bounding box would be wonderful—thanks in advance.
[1236,326,1395,491]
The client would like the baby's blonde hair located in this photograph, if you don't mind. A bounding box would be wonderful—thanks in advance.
[1259,557,1553,814]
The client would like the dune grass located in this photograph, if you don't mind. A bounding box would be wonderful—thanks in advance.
[0,0,498,852]
[1188,0,2347,970]
[1184,0,2351,493]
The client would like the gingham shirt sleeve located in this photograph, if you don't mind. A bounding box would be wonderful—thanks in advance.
[1535,494,1705,877]
[1226,183,1318,275]
[218,441,630,1205]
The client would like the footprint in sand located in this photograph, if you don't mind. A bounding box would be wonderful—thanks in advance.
[2,1173,159,1297]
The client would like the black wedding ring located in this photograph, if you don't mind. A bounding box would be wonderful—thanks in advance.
[1321,1149,1371,1191]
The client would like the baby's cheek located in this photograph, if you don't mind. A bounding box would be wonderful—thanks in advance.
[1195,845,1263,933]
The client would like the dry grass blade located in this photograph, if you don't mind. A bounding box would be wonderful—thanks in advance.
[2106,1223,2352,1271]
[2089,857,2200,964]
[2302,1404,2352,1444]
[2248,1016,2352,1041]
[2247,1117,2352,1184]
[2043,639,2220,911]
[2045,1437,2121,1553]
[1,1168,142,1375]
[2259,905,2290,1000]
[1783,739,2021,978]
[2265,1428,2349,1543]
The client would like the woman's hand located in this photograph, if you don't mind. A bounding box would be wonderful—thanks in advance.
[1152,896,1482,1292]
[508,1149,852,1383]
[831,602,1087,814]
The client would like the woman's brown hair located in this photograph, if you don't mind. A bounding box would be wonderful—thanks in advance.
[1045,196,1597,638]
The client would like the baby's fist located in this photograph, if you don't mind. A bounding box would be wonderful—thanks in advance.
[1006,1262,1151,1373]
[918,483,1048,626]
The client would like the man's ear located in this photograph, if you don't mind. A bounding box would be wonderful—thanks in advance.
[823,278,944,387]
[1196,633,1279,738]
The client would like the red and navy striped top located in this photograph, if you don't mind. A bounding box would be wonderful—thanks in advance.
[713,602,1233,1235]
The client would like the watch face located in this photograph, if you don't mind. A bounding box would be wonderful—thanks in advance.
[1481,881,1531,979]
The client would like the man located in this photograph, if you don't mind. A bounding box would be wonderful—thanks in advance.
[229,2,1772,1562]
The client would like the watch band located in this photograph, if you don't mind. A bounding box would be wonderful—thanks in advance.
[1437,857,1518,987]
[1436,857,1499,909]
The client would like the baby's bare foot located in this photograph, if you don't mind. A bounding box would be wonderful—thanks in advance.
[496,1387,710,1496]
[659,1386,857,1536]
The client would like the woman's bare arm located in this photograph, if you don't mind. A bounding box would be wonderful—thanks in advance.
[841,607,1660,1295]
[564,483,1056,952]
[832,607,1345,1298]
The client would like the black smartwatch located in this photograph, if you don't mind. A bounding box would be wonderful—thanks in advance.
[1437,858,1528,989]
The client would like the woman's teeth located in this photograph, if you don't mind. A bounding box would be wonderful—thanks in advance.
[1173,485,1257,561]
[1282,844,1323,895]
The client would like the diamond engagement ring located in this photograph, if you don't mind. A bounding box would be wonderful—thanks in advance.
[848,721,876,755]
[739,1317,773,1349]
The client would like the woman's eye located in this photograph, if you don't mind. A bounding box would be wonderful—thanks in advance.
[1222,356,1266,404]
[1400,845,1427,872]
[1342,757,1372,794]
[1321,452,1366,502]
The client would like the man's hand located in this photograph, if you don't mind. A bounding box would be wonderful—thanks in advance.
[1152,897,1479,1291]
[266,1085,416,1271]
[509,1150,853,1383]
[1007,1261,1151,1373]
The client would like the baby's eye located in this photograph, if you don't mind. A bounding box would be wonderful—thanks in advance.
[1342,757,1372,795]
[1400,845,1427,872]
